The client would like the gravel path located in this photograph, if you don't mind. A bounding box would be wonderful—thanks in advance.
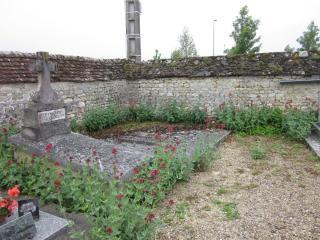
[155,135,320,240]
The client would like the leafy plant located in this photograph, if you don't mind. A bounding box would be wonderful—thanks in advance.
[250,143,266,160]
[222,202,240,220]
[157,101,188,123]
[282,109,316,141]
[217,105,316,141]
[187,105,207,124]
[128,103,155,122]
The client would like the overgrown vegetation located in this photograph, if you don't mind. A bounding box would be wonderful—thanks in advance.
[217,105,316,140]
[250,142,266,160]
[0,127,217,239]
[82,101,208,133]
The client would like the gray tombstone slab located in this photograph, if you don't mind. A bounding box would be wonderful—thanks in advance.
[22,52,70,141]
[0,212,36,240]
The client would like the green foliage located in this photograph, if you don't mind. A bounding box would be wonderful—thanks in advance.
[250,143,266,160]
[70,118,78,132]
[297,21,320,51]
[187,106,208,124]
[0,130,217,239]
[213,200,240,220]
[128,104,155,122]
[284,45,295,53]
[225,5,261,55]
[282,109,316,141]
[222,202,240,220]
[157,101,188,123]
[217,105,316,141]
[83,102,208,132]
[192,135,218,172]
[83,105,129,132]
[171,27,198,59]
[153,49,162,61]
[171,50,183,61]
[217,187,228,195]
[126,142,193,207]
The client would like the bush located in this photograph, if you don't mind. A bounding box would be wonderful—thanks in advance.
[250,143,266,160]
[157,101,188,123]
[187,106,207,124]
[83,105,130,132]
[128,104,155,122]
[217,105,316,140]
[282,109,316,141]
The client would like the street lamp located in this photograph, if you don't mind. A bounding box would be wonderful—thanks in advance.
[213,19,217,56]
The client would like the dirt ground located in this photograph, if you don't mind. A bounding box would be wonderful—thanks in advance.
[155,134,320,240]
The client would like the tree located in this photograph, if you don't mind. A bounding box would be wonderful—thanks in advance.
[225,6,261,55]
[297,21,320,51]
[153,49,161,61]
[171,27,198,59]
[284,45,295,53]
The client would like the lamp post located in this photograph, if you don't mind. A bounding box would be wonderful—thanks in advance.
[213,19,217,56]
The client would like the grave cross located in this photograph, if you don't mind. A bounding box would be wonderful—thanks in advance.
[30,52,57,104]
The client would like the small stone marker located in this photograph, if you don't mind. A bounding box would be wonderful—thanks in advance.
[22,52,70,141]
[18,199,40,220]
[0,212,36,240]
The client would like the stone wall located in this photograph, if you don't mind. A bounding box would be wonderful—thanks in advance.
[0,51,320,124]
[128,76,319,114]
[0,80,128,123]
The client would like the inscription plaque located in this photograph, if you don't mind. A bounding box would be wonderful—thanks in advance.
[18,199,40,220]
[38,108,66,123]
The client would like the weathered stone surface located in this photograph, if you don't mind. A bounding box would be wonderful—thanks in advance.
[0,212,36,240]
[1,51,320,125]
[21,52,71,141]
[33,211,69,240]
[10,129,230,180]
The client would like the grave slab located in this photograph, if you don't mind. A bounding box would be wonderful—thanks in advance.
[11,129,230,180]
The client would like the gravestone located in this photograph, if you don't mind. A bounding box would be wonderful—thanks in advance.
[18,199,40,220]
[22,52,70,141]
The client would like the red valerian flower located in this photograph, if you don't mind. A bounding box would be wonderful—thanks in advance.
[54,162,60,166]
[112,147,118,155]
[151,169,159,177]
[106,227,113,235]
[54,179,61,189]
[59,173,64,177]
[45,143,53,153]
[154,132,162,141]
[117,194,124,201]
[133,167,140,175]
[8,185,20,197]
[167,126,174,134]
[7,200,17,214]
[92,149,97,156]
[160,162,167,169]
[146,212,156,222]
[2,127,8,133]
[136,178,144,184]
[167,199,175,206]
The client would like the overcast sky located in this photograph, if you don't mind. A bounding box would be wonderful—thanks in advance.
[1,0,320,60]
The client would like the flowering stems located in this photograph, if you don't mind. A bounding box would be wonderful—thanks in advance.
[0,185,20,218]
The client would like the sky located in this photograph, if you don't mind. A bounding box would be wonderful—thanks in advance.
[1,0,320,60]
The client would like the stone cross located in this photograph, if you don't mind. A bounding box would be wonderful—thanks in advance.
[30,52,57,104]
